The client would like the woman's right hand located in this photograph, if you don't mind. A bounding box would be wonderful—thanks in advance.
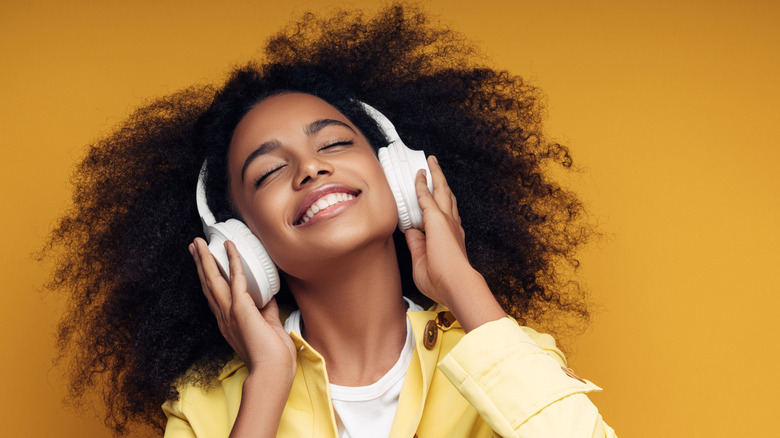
[190,238,295,437]
[189,238,296,382]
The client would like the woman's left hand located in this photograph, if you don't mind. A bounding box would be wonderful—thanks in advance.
[404,155,470,306]
[404,156,505,332]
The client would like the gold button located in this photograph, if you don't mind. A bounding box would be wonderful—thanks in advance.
[423,319,438,349]
[437,310,454,328]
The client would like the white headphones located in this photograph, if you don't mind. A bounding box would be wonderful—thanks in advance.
[195,101,432,307]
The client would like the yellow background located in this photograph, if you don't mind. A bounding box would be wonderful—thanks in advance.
[2,0,778,436]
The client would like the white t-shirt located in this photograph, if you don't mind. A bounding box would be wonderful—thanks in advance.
[284,298,423,438]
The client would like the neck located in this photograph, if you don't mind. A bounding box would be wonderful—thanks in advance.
[286,236,408,386]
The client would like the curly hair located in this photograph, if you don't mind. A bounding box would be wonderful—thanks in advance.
[43,3,592,434]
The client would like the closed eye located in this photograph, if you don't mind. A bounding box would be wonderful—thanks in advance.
[253,165,284,188]
[319,140,354,151]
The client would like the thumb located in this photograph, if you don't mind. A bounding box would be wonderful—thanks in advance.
[404,228,427,264]
[260,297,282,326]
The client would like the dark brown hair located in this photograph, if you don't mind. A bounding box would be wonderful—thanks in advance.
[44,3,592,434]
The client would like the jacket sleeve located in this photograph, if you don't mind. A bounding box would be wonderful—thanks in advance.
[161,379,238,438]
[162,397,198,438]
[437,317,616,438]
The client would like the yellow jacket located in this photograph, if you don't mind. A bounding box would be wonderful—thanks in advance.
[163,309,616,437]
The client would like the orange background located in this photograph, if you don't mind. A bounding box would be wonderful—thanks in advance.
[2,0,779,436]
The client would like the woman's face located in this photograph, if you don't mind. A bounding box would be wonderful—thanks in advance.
[227,93,398,277]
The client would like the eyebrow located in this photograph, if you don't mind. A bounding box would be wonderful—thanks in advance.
[304,118,356,136]
[241,139,282,183]
[240,118,356,183]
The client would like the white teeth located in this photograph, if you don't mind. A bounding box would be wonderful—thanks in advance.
[298,192,355,225]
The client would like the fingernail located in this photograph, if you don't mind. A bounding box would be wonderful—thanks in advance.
[188,243,195,256]
[430,155,438,164]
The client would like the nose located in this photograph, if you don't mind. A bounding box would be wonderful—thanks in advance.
[294,152,334,189]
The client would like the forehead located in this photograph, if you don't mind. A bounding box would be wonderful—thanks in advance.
[232,93,347,145]
[227,93,353,172]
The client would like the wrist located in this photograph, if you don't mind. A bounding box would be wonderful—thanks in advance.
[441,269,506,333]
[245,365,295,391]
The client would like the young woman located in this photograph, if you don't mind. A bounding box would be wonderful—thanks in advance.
[46,4,615,437]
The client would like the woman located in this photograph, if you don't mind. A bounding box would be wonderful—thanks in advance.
[46,4,614,437]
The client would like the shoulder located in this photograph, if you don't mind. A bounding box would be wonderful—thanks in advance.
[162,356,247,434]
[412,304,567,366]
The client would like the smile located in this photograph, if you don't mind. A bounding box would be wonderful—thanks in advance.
[294,183,362,226]
[297,192,356,225]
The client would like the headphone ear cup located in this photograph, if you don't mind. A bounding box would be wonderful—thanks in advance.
[204,219,279,307]
[356,101,432,231]
[378,145,431,232]
[378,147,413,231]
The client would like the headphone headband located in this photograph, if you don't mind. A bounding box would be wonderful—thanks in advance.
[196,162,215,230]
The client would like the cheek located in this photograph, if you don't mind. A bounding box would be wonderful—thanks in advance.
[366,164,400,236]
[246,215,299,276]
[370,160,400,221]
[377,176,399,219]
[240,192,290,256]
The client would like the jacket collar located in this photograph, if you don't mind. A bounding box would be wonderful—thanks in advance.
[217,307,455,437]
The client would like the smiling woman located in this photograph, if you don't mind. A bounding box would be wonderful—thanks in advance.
[43,3,613,437]
[226,93,399,270]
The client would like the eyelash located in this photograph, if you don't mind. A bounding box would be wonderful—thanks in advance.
[253,140,355,188]
[254,166,282,188]
[319,139,354,151]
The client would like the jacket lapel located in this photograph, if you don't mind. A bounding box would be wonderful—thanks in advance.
[389,310,442,438]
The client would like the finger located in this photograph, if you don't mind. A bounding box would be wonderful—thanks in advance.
[414,168,439,213]
[427,155,453,213]
[260,297,282,326]
[193,238,232,309]
[190,242,219,313]
[189,242,207,291]
[449,193,466,244]
[404,228,427,266]
[224,240,249,302]
[450,192,461,224]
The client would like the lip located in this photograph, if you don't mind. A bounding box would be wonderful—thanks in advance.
[293,183,361,226]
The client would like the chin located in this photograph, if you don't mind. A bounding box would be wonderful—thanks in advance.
[280,216,398,275]
[327,214,397,250]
